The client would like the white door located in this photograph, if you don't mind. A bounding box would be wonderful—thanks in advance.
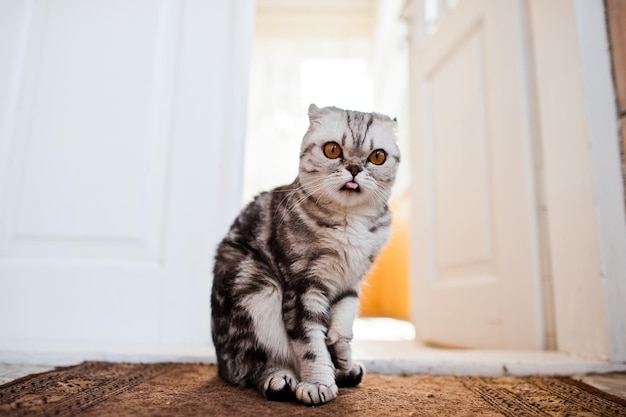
[0,0,253,359]
[408,0,544,349]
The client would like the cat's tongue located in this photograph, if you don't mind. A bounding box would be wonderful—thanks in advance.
[344,181,359,190]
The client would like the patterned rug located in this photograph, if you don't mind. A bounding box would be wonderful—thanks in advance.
[1,362,625,416]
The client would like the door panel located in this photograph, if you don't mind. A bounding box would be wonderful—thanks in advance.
[0,0,254,357]
[429,27,492,271]
[3,0,168,263]
[409,0,543,349]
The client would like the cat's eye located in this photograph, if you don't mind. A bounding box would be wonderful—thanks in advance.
[323,142,342,159]
[368,149,387,165]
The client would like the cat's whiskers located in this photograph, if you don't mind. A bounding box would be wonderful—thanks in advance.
[274,179,321,217]
[275,179,328,229]
[314,183,336,209]
[370,186,389,206]
[364,177,390,205]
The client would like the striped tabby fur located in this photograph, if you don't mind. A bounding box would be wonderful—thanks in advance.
[211,104,400,405]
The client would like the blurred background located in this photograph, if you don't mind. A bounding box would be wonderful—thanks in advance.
[243,0,411,324]
[243,0,410,204]
[0,0,625,366]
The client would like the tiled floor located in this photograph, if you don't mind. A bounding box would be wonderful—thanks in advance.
[576,373,626,400]
[0,363,54,385]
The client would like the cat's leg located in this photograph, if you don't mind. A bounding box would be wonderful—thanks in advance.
[286,288,338,405]
[240,282,300,401]
[326,292,366,387]
[292,334,338,405]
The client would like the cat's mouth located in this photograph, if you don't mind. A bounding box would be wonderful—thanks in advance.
[340,181,361,192]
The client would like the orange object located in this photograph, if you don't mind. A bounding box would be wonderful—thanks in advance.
[359,191,410,320]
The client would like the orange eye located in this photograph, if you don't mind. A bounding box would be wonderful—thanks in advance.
[323,142,342,159]
[368,149,386,165]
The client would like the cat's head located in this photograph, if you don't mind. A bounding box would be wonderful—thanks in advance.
[298,104,400,210]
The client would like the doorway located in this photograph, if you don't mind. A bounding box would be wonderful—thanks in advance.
[244,0,414,341]
[244,0,626,364]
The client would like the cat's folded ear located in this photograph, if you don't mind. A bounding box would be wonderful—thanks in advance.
[308,103,325,122]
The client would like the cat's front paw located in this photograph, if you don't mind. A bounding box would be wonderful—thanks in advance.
[295,382,338,405]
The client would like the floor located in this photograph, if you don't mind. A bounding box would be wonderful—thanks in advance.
[2,362,625,401]
[1,318,625,401]
[0,363,55,385]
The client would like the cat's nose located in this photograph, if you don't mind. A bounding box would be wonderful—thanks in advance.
[346,164,362,177]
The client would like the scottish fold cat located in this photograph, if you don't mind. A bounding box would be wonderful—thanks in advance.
[211,104,400,405]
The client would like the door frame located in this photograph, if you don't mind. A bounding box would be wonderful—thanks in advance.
[528,0,626,362]
[509,0,625,361]
[571,0,626,362]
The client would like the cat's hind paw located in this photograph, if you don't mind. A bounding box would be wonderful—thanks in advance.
[336,361,365,388]
[260,370,298,402]
[295,381,338,405]
[328,338,353,372]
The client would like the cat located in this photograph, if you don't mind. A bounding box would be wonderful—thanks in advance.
[211,104,400,405]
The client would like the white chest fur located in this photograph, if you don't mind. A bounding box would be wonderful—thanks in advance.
[315,213,391,294]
